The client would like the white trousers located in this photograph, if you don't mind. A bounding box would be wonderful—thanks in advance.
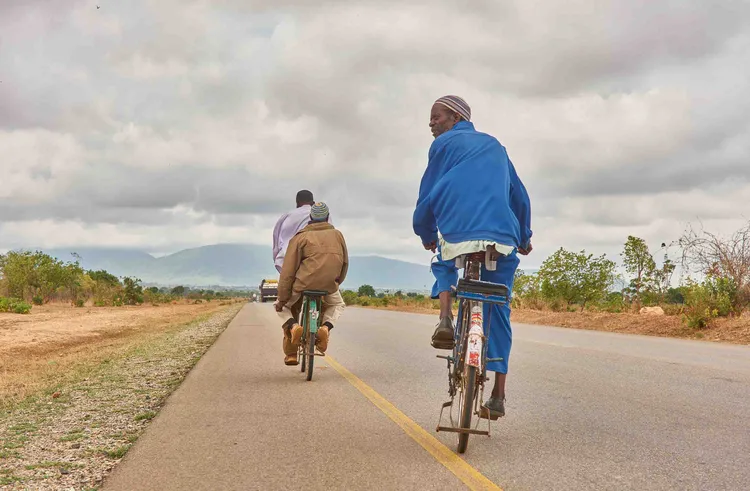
[276,289,346,326]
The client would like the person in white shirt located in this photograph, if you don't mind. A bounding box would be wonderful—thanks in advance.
[272,190,333,273]
[271,192,345,364]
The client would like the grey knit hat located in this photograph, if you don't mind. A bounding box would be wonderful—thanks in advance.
[310,202,329,222]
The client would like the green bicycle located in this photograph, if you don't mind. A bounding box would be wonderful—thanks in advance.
[298,290,328,381]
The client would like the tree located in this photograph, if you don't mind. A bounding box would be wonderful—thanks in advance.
[513,269,541,297]
[620,236,656,304]
[679,221,750,312]
[652,253,676,298]
[538,248,617,310]
[88,269,120,286]
[123,277,144,305]
[358,284,376,297]
[171,285,186,296]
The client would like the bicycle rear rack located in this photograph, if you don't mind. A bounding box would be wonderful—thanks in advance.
[454,278,509,306]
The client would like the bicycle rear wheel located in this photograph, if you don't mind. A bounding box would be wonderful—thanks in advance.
[300,337,306,373]
[306,331,316,381]
[300,301,307,373]
[457,364,477,453]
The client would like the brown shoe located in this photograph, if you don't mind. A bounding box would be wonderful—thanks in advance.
[315,326,329,353]
[290,324,303,347]
[284,354,299,366]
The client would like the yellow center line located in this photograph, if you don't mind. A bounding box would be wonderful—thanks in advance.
[325,355,503,491]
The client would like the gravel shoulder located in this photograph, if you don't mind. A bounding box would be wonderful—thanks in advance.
[0,303,243,490]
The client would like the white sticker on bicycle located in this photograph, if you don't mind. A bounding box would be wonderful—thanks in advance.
[310,310,319,320]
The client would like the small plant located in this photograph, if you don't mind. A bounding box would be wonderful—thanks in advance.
[32,295,43,306]
[0,297,32,314]
[75,299,85,308]
[102,445,130,459]
[134,411,156,422]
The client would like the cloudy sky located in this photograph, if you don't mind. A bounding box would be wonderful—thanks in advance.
[1,0,749,270]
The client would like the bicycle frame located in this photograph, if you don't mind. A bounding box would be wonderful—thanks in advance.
[303,295,321,336]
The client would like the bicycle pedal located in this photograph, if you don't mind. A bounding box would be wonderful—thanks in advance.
[479,407,501,421]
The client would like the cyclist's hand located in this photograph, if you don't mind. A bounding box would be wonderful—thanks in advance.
[274,301,284,312]
[423,241,437,253]
[518,242,533,255]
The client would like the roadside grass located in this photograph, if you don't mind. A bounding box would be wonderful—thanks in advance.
[0,303,243,489]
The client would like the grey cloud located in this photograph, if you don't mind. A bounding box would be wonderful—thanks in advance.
[1,0,749,264]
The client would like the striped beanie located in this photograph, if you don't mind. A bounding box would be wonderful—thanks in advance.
[435,95,471,122]
[309,202,329,222]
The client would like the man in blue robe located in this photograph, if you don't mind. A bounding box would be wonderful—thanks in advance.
[413,95,533,418]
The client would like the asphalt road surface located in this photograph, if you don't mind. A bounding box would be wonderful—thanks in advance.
[104,303,750,491]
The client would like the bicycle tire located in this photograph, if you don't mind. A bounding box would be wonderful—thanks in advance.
[300,339,306,373]
[306,331,316,381]
[457,364,477,453]
[299,298,308,373]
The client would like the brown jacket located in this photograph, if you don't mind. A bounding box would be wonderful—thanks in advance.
[277,222,349,305]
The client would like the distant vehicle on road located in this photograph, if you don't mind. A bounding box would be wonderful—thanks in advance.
[258,278,279,303]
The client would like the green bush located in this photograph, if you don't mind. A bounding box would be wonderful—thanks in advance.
[74,299,84,308]
[681,276,735,328]
[32,295,43,306]
[122,277,144,306]
[0,297,31,314]
[14,302,31,314]
[341,290,359,305]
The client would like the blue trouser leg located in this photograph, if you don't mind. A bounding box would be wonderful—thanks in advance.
[430,249,458,300]
[429,247,520,374]
[481,253,520,374]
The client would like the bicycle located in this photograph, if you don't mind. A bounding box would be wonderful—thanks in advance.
[298,290,328,381]
[434,247,510,454]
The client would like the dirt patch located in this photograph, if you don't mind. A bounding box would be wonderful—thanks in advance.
[0,301,236,405]
[510,309,750,344]
[0,302,226,355]
[360,305,750,345]
[0,304,243,490]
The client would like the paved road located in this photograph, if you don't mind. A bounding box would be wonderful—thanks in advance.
[104,304,750,491]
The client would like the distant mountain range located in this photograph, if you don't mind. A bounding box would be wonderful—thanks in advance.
[38,244,437,291]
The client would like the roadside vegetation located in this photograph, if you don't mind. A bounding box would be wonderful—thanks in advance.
[346,221,750,335]
[0,250,250,313]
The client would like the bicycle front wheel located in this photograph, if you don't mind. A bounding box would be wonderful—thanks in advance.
[305,331,316,381]
[457,364,477,454]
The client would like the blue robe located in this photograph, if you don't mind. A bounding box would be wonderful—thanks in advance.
[413,121,532,374]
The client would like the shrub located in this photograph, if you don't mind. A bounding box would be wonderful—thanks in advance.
[122,277,144,306]
[32,295,43,306]
[661,304,684,316]
[14,301,31,314]
[0,297,31,314]
[341,290,359,305]
[681,276,734,328]
[548,298,565,312]
[74,299,84,308]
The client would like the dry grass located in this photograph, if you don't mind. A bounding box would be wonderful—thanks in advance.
[0,303,243,490]
[0,300,242,406]
[360,303,750,345]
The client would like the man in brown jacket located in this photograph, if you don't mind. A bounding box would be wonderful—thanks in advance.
[274,202,348,365]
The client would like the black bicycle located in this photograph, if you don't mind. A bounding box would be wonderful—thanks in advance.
[435,248,509,454]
